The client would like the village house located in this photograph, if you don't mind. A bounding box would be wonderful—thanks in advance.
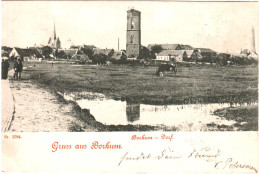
[196,48,217,58]
[82,45,97,51]
[156,50,195,62]
[183,50,194,60]
[58,49,77,59]
[35,46,53,58]
[58,49,90,63]
[240,49,258,59]
[70,50,90,63]
[70,44,97,51]
[1,46,13,57]
[237,27,258,59]
[93,48,114,58]
[156,50,185,62]
[111,50,127,60]
[147,44,193,51]
[9,47,42,60]
[190,50,203,60]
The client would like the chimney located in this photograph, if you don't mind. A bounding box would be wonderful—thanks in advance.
[252,26,256,53]
[118,37,119,51]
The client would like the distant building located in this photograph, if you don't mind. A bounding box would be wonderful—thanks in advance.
[9,47,42,60]
[1,46,12,57]
[82,45,97,51]
[70,44,97,51]
[70,50,90,63]
[236,27,258,59]
[156,50,190,62]
[183,50,194,60]
[35,46,53,58]
[190,50,203,60]
[147,44,193,51]
[196,48,216,53]
[48,23,61,49]
[58,49,77,59]
[111,50,126,60]
[126,9,141,58]
[93,48,114,57]
[249,26,256,53]
[58,48,90,62]
[187,48,217,62]
[239,49,258,59]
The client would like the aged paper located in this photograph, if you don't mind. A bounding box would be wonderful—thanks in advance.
[1,1,258,173]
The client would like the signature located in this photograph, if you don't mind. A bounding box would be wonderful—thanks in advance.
[215,158,258,173]
[118,147,257,173]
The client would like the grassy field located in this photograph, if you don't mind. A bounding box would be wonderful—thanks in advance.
[22,62,258,105]
[15,62,258,131]
[213,105,258,131]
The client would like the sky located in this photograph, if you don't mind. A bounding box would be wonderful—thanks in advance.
[1,1,259,53]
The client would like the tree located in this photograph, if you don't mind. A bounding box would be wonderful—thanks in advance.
[120,54,127,63]
[137,46,152,60]
[53,49,59,59]
[190,50,202,63]
[150,45,163,59]
[56,51,67,59]
[151,45,163,54]
[93,53,108,64]
[81,48,94,60]
[183,51,188,61]
[42,46,53,58]
[216,53,229,66]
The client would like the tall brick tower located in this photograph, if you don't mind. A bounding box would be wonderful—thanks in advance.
[126,9,141,58]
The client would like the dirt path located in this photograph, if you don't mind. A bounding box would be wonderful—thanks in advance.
[8,79,79,132]
[1,80,15,132]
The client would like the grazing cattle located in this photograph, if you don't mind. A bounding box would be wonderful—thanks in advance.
[156,63,177,76]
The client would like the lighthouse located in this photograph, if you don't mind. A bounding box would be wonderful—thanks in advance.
[251,26,256,53]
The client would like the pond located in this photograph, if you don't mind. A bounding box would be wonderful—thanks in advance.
[62,92,255,131]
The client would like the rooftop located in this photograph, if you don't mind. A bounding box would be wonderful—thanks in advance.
[127,9,141,13]
[157,50,185,56]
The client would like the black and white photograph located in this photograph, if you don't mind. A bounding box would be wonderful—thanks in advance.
[1,1,258,132]
[1,1,259,173]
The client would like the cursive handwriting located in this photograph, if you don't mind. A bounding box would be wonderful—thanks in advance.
[118,146,257,173]
[155,147,182,160]
[118,147,181,166]
[118,152,152,166]
[188,147,220,162]
[215,158,258,173]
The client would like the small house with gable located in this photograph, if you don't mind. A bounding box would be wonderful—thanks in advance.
[59,49,90,63]
[156,50,194,62]
[9,47,42,60]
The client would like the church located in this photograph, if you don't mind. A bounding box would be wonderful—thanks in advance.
[48,23,61,49]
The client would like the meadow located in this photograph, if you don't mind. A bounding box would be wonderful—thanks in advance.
[23,62,258,105]
[17,62,258,131]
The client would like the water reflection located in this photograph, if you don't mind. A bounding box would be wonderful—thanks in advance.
[126,103,140,122]
[62,92,256,131]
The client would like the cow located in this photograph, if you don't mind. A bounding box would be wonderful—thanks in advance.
[156,63,177,76]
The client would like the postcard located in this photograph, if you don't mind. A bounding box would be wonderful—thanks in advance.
[1,1,258,173]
